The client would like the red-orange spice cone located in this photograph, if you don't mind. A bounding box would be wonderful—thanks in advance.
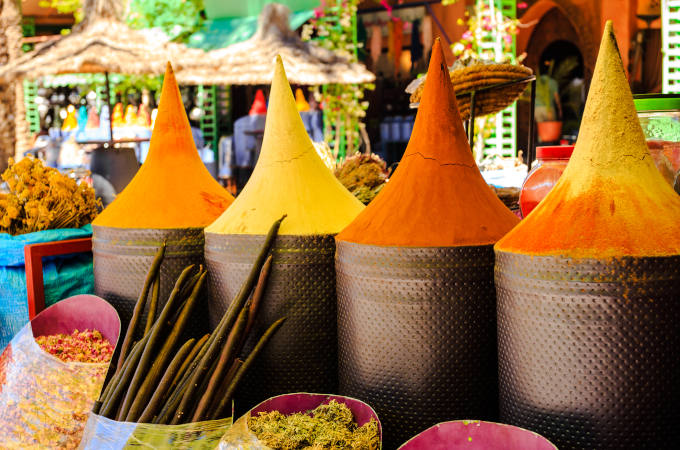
[494,21,680,449]
[335,39,519,449]
[92,63,233,339]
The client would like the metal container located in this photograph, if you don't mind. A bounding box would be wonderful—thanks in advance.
[337,242,499,450]
[204,233,337,411]
[92,226,207,339]
[495,251,680,449]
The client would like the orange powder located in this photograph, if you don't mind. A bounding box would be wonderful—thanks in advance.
[496,21,680,258]
[93,63,233,228]
[336,39,519,247]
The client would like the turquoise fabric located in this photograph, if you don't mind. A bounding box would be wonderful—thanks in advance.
[203,0,319,19]
[187,10,315,51]
[0,225,94,349]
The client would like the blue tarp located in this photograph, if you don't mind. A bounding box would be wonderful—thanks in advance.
[0,225,94,349]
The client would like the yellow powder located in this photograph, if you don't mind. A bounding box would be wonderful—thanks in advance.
[205,56,364,235]
[496,21,680,258]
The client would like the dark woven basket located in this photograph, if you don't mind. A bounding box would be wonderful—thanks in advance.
[336,242,499,450]
[92,226,208,340]
[204,232,337,412]
[495,251,680,449]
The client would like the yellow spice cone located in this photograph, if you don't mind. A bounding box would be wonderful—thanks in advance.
[497,20,680,258]
[206,56,364,235]
[94,63,233,228]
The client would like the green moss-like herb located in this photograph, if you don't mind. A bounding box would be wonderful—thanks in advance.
[248,400,379,449]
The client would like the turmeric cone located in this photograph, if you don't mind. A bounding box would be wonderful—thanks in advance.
[93,63,233,343]
[336,39,518,449]
[495,21,680,449]
[204,56,363,411]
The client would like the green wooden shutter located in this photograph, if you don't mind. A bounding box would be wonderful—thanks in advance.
[21,17,40,134]
[475,0,518,157]
[663,0,680,92]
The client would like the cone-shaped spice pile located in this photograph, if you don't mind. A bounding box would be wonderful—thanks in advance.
[94,63,232,228]
[495,22,680,449]
[336,50,518,246]
[204,56,363,411]
[207,56,363,236]
[92,63,232,341]
[336,39,518,449]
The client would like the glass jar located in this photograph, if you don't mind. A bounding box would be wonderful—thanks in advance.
[634,94,680,190]
[519,145,574,218]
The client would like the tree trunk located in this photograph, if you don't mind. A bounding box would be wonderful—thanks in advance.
[0,0,28,169]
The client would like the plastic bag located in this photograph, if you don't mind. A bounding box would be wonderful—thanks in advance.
[398,420,556,450]
[0,295,120,448]
[218,393,382,449]
[78,414,233,449]
[0,225,94,349]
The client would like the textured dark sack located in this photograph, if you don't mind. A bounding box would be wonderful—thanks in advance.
[337,242,499,450]
[495,251,680,449]
[205,233,337,412]
[92,226,207,340]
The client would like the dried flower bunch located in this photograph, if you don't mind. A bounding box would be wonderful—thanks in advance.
[35,329,114,364]
[0,156,100,235]
[334,153,389,205]
[248,400,380,449]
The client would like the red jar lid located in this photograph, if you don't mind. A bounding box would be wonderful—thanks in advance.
[536,145,574,159]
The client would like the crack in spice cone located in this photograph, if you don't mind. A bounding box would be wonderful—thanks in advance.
[494,21,680,449]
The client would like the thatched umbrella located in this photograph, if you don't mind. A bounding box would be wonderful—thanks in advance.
[175,3,375,86]
[0,0,205,79]
[0,0,206,142]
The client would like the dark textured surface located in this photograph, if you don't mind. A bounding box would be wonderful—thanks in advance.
[495,251,680,449]
[336,242,499,450]
[205,233,338,412]
[92,226,208,341]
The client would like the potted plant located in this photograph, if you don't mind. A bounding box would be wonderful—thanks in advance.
[535,60,563,142]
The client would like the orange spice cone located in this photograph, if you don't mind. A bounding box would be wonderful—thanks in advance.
[203,56,364,410]
[494,21,680,449]
[335,39,516,449]
[92,63,233,341]
[94,63,232,229]
[336,41,518,247]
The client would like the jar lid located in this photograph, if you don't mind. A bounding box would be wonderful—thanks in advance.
[633,94,680,111]
[536,145,574,159]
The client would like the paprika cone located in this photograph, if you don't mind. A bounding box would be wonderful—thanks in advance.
[335,39,518,449]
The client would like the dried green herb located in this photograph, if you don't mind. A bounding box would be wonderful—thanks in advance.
[248,400,379,450]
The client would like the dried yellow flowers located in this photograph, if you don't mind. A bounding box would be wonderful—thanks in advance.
[0,157,100,235]
[248,400,380,449]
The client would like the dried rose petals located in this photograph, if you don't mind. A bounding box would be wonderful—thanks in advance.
[35,329,113,363]
[0,327,110,447]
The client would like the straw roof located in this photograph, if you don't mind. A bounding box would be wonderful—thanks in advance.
[175,3,376,86]
[0,0,206,81]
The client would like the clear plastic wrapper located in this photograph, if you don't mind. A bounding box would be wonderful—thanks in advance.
[218,393,382,449]
[78,414,232,449]
[0,295,120,448]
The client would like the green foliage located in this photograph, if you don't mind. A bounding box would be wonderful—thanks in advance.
[302,0,372,158]
[127,0,205,42]
[39,0,84,23]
